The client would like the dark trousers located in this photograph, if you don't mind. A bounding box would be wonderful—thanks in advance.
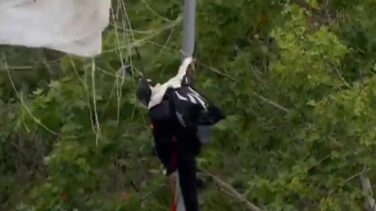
[153,126,200,211]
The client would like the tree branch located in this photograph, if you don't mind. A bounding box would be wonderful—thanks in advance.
[199,173,263,211]
[250,91,290,113]
[196,63,237,81]
[360,171,376,211]
[140,183,166,203]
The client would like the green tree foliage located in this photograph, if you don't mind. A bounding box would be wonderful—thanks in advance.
[2,0,376,210]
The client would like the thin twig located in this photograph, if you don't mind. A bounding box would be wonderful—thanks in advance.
[140,183,166,203]
[155,27,175,61]
[307,154,330,172]
[328,167,371,197]
[250,91,290,113]
[344,168,370,185]
[197,63,237,81]
[334,66,350,88]
[360,168,376,211]
[200,173,263,211]
[140,0,173,22]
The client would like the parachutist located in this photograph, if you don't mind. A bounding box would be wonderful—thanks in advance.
[136,58,225,211]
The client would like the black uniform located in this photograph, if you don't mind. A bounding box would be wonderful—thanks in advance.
[137,78,224,211]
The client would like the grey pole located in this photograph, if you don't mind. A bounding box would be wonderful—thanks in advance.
[175,1,197,210]
[182,0,196,59]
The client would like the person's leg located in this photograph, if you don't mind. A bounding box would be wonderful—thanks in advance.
[176,130,200,211]
[154,139,174,174]
[177,149,199,211]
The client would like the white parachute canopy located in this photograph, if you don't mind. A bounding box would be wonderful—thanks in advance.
[0,0,111,57]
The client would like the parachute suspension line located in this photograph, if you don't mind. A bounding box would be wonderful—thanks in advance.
[111,2,127,127]
[118,0,148,128]
[1,53,58,136]
[69,58,96,134]
[134,45,145,77]
[2,54,92,140]
[111,2,126,67]
[113,0,151,128]
[91,58,101,146]
[122,0,138,77]
[111,0,144,126]
[141,0,173,23]
[139,0,176,63]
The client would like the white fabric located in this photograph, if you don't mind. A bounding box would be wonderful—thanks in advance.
[0,0,111,57]
[175,172,186,211]
[148,57,193,109]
